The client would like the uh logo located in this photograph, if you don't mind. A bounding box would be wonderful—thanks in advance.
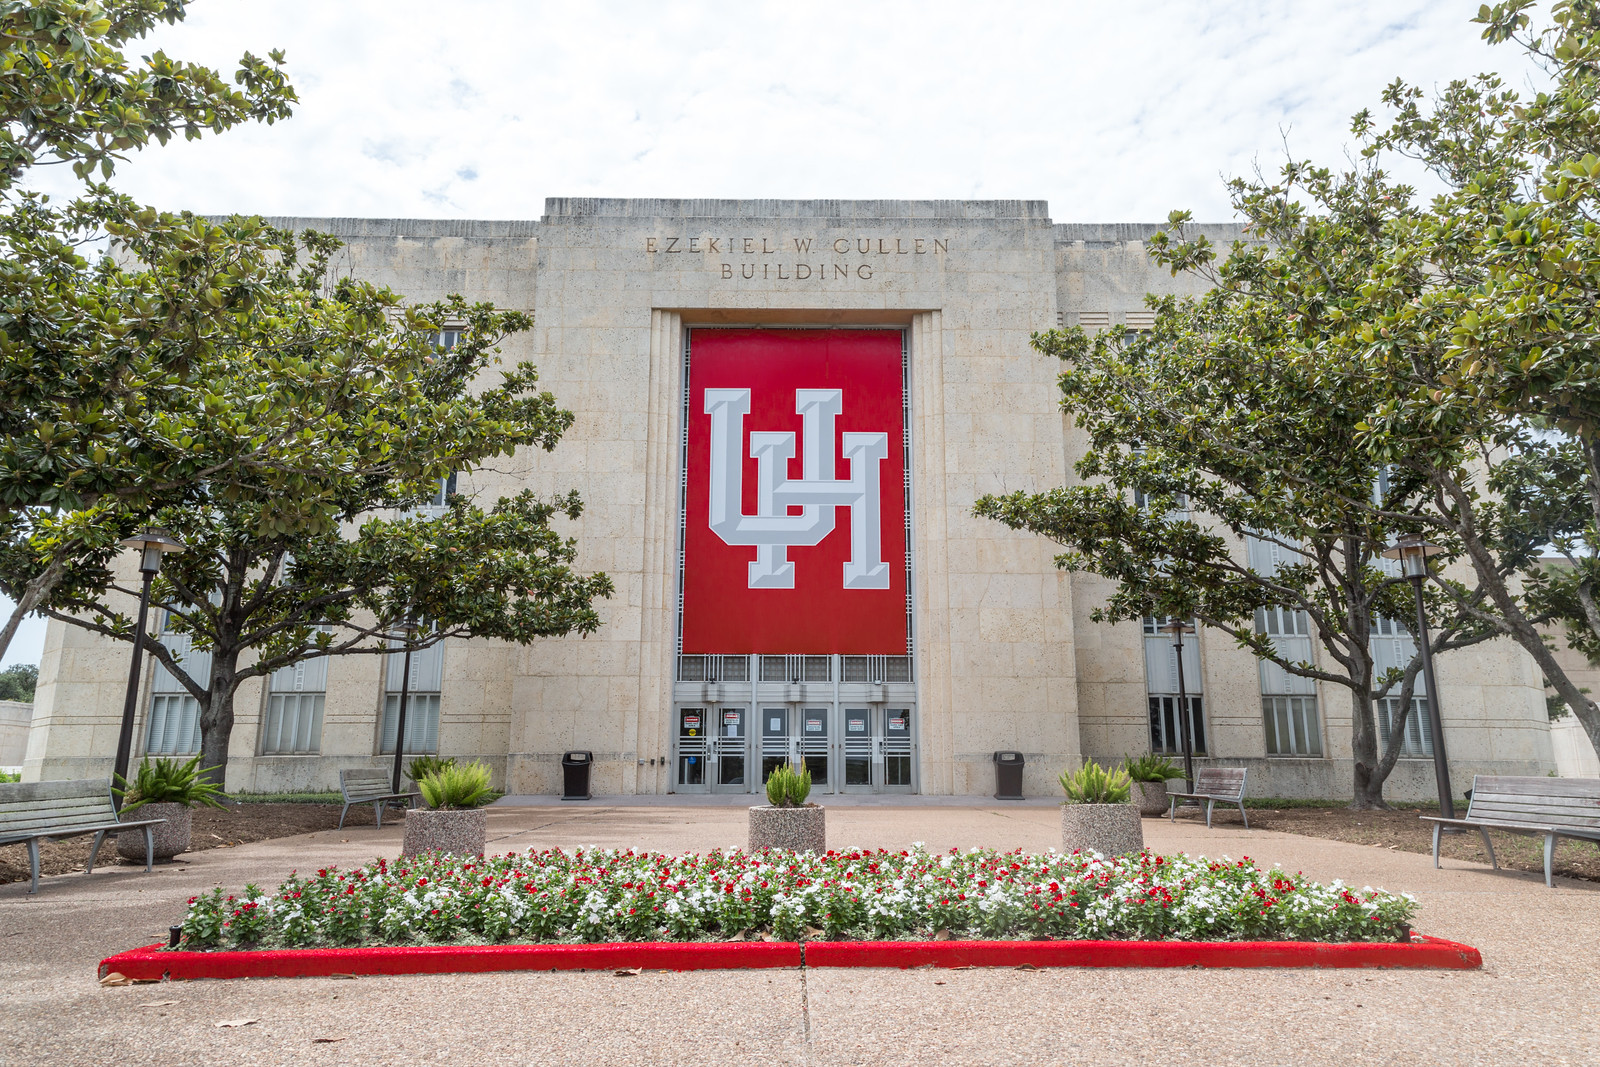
[703,387,890,590]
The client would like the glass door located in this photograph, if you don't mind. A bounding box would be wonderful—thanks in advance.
[761,707,794,788]
[676,707,708,790]
[882,708,915,792]
[712,707,748,791]
[841,708,874,792]
[798,707,830,790]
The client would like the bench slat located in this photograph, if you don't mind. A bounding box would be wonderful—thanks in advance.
[1467,808,1600,830]
[1468,794,1600,813]
[1471,775,1600,798]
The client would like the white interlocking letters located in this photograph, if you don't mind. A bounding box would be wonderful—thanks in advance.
[704,388,890,590]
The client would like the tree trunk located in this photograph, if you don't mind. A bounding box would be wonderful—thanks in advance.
[1349,683,1389,810]
[196,647,239,788]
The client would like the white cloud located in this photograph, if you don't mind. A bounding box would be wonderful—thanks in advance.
[25,0,1514,221]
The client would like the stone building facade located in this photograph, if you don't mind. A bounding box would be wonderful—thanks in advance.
[23,199,1557,799]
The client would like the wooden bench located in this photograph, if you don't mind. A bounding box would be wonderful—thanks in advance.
[338,768,420,829]
[1422,774,1600,888]
[1167,767,1249,829]
[0,778,167,894]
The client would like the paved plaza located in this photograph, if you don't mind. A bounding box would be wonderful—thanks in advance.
[1,801,1596,1066]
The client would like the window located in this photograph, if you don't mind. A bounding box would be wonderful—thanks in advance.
[841,655,913,683]
[380,639,444,754]
[262,643,328,755]
[1376,696,1434,758]
[758,655,831,683]
[1247,536,1323,756]
[676,655,749,682]
[145,613,207,755]
[1369,615,1430,756]
[1143,617,1205,754]
[1149,694,1206,755]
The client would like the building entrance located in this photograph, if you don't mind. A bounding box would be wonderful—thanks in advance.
[677,700,916,795]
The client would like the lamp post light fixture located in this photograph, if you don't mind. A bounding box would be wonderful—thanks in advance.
[1381,534,1455,819]
[1157,618,1199,792]
[390,613,419,795]
[113,528,185,807]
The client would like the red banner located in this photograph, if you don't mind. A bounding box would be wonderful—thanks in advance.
[680,329,907,654]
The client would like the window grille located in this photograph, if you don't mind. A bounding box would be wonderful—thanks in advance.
[1263,695,1322,756]
[841,655,913,683]
[380,639,444,754]
[1148,695,1206,755]
[1124,309,1156,331]
[1376,696,1434,757]
[144,614,208,755]
[676,655,749,682]
[1077,311,1111,330]
[262,642,329,755]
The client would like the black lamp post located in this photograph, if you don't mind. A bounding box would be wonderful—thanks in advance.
[1158,618,1198,792]
[390,614,419,795]
[113,528,185,808]
[1382,534,1455,818]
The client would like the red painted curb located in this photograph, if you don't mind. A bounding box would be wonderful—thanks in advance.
[804,934,1482,970]
[99,941,803,981]
[99,933,1480,981]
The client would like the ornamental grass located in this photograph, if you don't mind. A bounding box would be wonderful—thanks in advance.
[174,846,1417,951]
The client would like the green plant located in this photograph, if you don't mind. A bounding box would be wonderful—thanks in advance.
[0,770,20,783]
[417,760,496,810]
[1059,761,1133,804]
[764,762,812,807]
[114,755,228,813]
[0,664,37,702]
[1122,754,1181,783]
[406,755,457,782]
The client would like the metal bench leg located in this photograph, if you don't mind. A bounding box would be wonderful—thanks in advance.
[1477,826,1497,870]
[86,830,108,874]
[27,839,40,894]
[1205,799,1214,829]
[374,801,384,829]
[1431,823,1442,869]
[338,801,351,830]
[1544,834,1556,889]
[1237,801,1249,830]
[143,826,154,873]
[1168,795,1176,823]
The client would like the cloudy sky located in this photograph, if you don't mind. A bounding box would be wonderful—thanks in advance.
[1,1,1528,666]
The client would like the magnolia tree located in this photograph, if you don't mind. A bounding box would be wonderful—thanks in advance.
[1141,0,1600,758]
[41,248,614,778]
[975,291,1496,808]
[977,1,1600,803]
[0,0,298,659]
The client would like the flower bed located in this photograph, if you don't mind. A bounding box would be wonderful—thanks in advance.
[174,846,1418,950]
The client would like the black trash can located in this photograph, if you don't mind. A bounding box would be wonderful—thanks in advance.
[561,751,593,801]
[993,751,1024,800]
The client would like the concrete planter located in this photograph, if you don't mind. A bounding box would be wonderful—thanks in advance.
[402,808,487,858]
[1134,781,1173,818]
[1060,803,1144,857]
[748,804,826,853]
[116,802,190,862]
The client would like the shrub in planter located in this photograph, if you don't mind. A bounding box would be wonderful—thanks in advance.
[402,761,496,857]
[405,755,457,783]
[749,763,825,852]
[114,755,227,862]
[1123,754,1183,817]
[1059,761,1143,857]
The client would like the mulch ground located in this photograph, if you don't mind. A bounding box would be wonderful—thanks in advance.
[1183,804,1600,883]
[0,802,366,887]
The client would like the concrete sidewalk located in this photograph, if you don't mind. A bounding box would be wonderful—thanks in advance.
[1,804,1596,1067]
